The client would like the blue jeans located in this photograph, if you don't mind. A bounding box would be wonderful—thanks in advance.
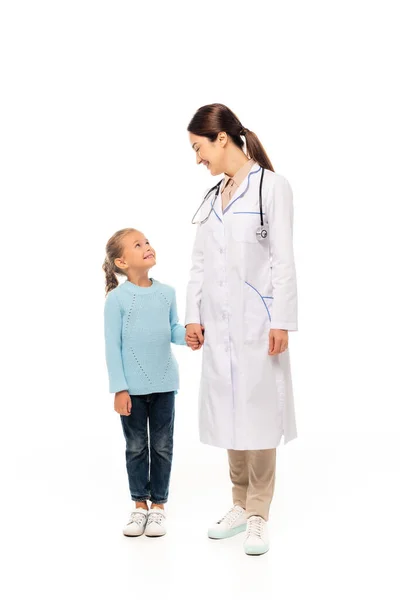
[120,391,175,504]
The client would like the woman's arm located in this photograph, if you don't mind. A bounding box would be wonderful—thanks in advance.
[185,224,205,326]
[266,175,298,332]
[185,224,205,346]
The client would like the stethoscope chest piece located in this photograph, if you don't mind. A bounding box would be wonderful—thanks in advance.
[256,227,268,240]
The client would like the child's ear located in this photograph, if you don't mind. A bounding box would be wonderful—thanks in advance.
[114,257,127,271]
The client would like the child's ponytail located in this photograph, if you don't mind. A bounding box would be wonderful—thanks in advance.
[103,227,137,295]
[102,257,119,294]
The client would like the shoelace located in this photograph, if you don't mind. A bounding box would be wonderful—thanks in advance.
[217,506,243,526]
[128,512,147,526]
[147,512,165,526]
[246,517,264,538]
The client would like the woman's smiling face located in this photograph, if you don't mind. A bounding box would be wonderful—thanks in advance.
[189,132,226,176]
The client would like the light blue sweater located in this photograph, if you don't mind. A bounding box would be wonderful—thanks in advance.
[104,279,187,395]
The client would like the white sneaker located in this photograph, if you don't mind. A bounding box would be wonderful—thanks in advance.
[208,505,247,539]
[123,507,148,537]
[244,516,269,555]
[145,508,167,537]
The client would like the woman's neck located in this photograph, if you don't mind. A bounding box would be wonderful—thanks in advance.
[223,146,250,178]
[127,271,152,287]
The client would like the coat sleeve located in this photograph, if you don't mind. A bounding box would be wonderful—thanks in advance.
[185,224,204,325]
[104,292,129,393]
[266,175,298,331]
[170,289,187,345]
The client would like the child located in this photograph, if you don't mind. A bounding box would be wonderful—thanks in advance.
[103,228,198,537]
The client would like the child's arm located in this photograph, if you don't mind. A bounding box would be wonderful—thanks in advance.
[170,290,187,346]
[104,292,129,393]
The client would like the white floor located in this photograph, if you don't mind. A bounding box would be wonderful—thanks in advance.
[2,429,399,599]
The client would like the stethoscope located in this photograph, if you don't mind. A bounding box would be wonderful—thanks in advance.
[191,167,268,241]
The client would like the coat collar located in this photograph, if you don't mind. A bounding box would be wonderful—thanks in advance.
[222,162,262,215]
[207,163,262,223]
[221,159,255,193]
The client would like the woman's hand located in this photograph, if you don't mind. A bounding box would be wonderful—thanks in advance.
[187,337,201,350]
[185,323,205,350]
[114,391,132,416]
[268,329,288,355]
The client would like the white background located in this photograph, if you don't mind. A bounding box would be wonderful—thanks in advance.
[1,1,399,598]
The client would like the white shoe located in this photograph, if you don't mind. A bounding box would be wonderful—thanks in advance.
[123,507,148,537]
[244,516,269,555]
[208,505,247,539]
[145,508,167,537]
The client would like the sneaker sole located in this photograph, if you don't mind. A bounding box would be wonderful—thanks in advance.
[208,523,247,539]
[145,532,166,537]
[123,531,145,537]
[244,545,269,556]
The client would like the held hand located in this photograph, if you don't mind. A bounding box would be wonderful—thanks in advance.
[114,391,132,416]
[185,323,205,350]
[187,337,201,350]
[268,329,288,356]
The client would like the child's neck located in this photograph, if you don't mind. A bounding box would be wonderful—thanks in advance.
[127,271,152,288]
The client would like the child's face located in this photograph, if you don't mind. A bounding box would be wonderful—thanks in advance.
[115,231,156,272]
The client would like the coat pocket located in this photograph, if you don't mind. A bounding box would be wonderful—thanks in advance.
[243,281,273,342]
[231,214,260,244]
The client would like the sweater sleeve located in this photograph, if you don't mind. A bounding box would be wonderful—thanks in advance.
[170,290,187,346]
[266,175,298,331]
[104,292,129,393]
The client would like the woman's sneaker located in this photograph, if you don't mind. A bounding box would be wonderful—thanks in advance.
[208,505,247,539]
[123,507,148,537]
[243,516,269,555]
[145,508,167,537]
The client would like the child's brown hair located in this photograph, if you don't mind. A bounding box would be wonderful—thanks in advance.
[102,228,137,294]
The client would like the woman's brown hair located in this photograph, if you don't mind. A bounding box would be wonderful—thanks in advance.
[102,228,136,295]
[187,103,274,172]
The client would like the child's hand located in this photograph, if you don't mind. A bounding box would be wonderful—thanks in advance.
[186,323,204,343]
[185,323,205,351]
[114,391,132,416]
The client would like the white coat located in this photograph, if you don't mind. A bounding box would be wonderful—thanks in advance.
[185,163,298,450]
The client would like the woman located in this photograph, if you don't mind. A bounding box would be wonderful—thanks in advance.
[185,103,298,556]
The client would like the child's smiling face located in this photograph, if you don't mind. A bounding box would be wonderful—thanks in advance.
[114,230,156,273]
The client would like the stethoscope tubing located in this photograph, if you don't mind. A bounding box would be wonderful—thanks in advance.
[192,168,267,239]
